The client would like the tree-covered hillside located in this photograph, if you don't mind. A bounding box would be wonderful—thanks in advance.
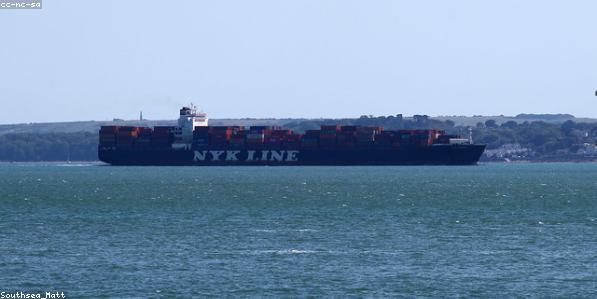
[0,132,97,161]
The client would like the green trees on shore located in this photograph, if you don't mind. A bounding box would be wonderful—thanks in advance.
[0,132,97,161]
[474,120,595,154]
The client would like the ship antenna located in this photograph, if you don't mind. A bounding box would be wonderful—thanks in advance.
[468,127,473,144]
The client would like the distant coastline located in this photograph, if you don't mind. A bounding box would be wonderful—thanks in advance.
[0,114,595,163]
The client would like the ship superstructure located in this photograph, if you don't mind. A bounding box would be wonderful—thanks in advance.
[172,104,208,150]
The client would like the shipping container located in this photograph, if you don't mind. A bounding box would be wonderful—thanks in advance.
[118,131,138,138]
[152,130,174,145]
[247,133,265,141]
[230,135,246,142]
[340,126,358,132]
[154,126,175,133]
[320,125,341,133]
[285,134,301,141]
[210,126,235,136]
[119,126,140,132]
[211,132,233,140]
[138,128,153,137]
[435,134,459,144]
[230,141,246,148]
[230,126,245,131]
[355,135,375,142]
[337,131,355,141]
[266,136,285,142]
[374,131,396,148]
[300,135,319,148]
[193,126,210,136]
[100,126,120,133]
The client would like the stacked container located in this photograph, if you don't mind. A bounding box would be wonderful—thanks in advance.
[192,126,210,149]
[266,129,293,149]
[301,130,320,149]
[152,126,175,149]
[337,126,357,149]
[101,123,449,153]
[228,130,247,149]
[435,133,458,144]
[135,127,153,150]
[319,125,340,148]
[412,130,438,146]
[355,126,382,148]
[341,126,358,132]
[99,126,119,148]
[375,130,397,148]
[397,130,414,146]
[117,126,139,150]
[283,133,301,149]
[246,126,277,149]
[246,133,265,148]
[210,126,234,148]
[393,129,438,147]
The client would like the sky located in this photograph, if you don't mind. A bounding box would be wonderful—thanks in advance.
[1,0,596,123]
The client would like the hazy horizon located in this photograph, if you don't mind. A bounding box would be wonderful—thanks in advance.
[1,0,596,123]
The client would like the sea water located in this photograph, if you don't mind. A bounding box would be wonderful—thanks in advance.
[1,163,596,297]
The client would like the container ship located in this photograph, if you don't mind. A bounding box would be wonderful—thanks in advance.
[98,105,485,165]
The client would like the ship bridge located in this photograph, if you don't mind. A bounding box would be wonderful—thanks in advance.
[173,104,208,149]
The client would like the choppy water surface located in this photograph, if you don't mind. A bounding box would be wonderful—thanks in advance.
[1,163,596,297]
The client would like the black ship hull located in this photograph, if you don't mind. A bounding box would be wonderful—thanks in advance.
[98,144,485,166]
